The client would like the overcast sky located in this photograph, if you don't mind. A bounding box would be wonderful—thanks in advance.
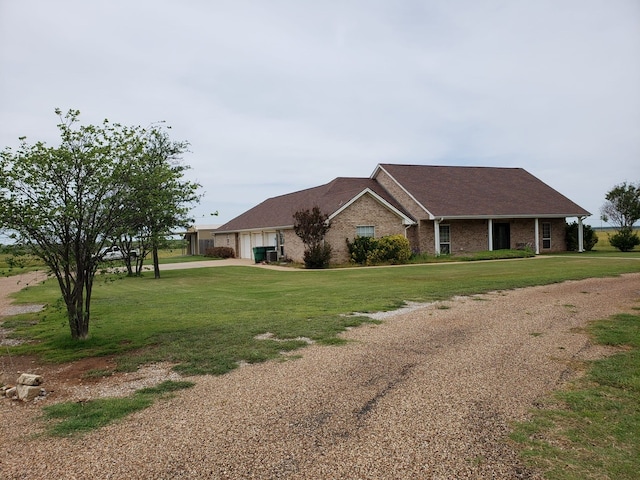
[1,1,639,233]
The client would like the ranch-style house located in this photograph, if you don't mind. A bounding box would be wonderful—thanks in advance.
[188,164,591,263]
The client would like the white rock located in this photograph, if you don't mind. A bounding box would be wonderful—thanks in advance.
[17,385,41,402]
[17,373,43,386]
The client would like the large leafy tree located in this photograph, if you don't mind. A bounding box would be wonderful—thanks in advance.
[0,109,145,339]
[120,125,201,278]
[601,181,640,251]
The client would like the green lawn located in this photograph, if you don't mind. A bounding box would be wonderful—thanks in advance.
[5,254,640,375]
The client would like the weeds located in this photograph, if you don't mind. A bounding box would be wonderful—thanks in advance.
[42,380,195,437]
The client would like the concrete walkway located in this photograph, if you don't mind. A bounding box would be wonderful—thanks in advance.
[157,258,294,271]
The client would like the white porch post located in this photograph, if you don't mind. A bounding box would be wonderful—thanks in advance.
[534,218,540,255]
[488,219,493,251]
[578,216,585,253]
[434,219,441,256]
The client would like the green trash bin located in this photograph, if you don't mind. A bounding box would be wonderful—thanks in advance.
[253,246,276,263]
[253,246,266,263]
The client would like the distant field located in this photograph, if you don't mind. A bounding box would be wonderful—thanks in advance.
[592,227,640,252]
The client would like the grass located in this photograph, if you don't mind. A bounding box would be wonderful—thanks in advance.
[511,313,640,479]
[5,255,640,376]
[42,380,195,437]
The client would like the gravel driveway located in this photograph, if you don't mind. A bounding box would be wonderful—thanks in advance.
[1,271,639,479]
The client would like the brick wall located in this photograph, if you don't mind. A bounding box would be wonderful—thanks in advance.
[327,193,409,263]
[212,232,238,257]
[537,218,567,252]
[375,169,426,219]
[281,230,305,262]
[448,219,489,253]
[416,218,568,255]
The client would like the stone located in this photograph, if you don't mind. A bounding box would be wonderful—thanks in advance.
[16,385,41,402]
[4,387,16,399]
[17,373,43,386]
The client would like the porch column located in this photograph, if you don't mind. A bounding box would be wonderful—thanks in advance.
[534,218,540,255]
[578,217,585,253]
[488,219,493,251]
[434,219,441,256]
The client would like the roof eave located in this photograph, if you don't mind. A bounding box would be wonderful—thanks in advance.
[214,225,295,234]
[426,213,592,221]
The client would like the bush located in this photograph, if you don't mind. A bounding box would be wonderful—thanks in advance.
[346,234,411,265]
[303,243,332,269]
[346,236,375,264]
[204,246,235,258]
[609,227,640,252]
[565,222,597,251]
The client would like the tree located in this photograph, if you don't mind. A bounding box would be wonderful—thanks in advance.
[565,222,597,251]
[117,125,201,278]
[601,182,640,252]
[0,109,146,340]
[293,206,332,268]
[601,182,640,229]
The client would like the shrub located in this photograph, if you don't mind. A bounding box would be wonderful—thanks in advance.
[346,236,375,264]
[565,222,597,251]
[346,234,411,265]
[609,227,640,252]
[303,243,332,269]
[293,206,332,269]
[368,235,411,264]
[204,246,235,258]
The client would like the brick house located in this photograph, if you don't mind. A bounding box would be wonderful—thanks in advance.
[212,164,591,263]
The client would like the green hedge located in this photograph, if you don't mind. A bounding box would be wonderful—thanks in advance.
[346,234,411,265]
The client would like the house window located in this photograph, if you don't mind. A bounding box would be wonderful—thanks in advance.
[356,226,375,238]
[542,223,551,249]
[439,224,451,254]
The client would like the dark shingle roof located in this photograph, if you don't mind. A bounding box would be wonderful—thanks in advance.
[216,177,412,232]
[376,164,591,218]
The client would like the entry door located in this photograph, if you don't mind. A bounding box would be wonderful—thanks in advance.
[493,223,511,250]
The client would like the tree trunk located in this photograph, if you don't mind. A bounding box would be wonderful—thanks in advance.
[67,293,90,340]
[58,261,94,341]
[152,246,160,279]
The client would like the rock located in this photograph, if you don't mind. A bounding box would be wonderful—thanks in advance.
[17,373,43,386]
[5,386,17,399]
[16,385,41,402]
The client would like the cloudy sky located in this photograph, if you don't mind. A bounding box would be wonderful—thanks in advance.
[1,1,638,231]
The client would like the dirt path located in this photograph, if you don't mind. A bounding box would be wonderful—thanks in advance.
[0,271,48,313]
[1,272,639,479]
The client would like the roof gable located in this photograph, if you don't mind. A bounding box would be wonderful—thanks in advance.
[376,164,591,218]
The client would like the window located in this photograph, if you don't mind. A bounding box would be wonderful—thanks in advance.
[356,225,375,238]
[439,224,451,254]
[542,223,551,249]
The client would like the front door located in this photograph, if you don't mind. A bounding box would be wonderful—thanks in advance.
[493,223,511,250]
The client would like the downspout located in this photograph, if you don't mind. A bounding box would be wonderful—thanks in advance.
[534,218,540,255]
[578,216,585,253]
